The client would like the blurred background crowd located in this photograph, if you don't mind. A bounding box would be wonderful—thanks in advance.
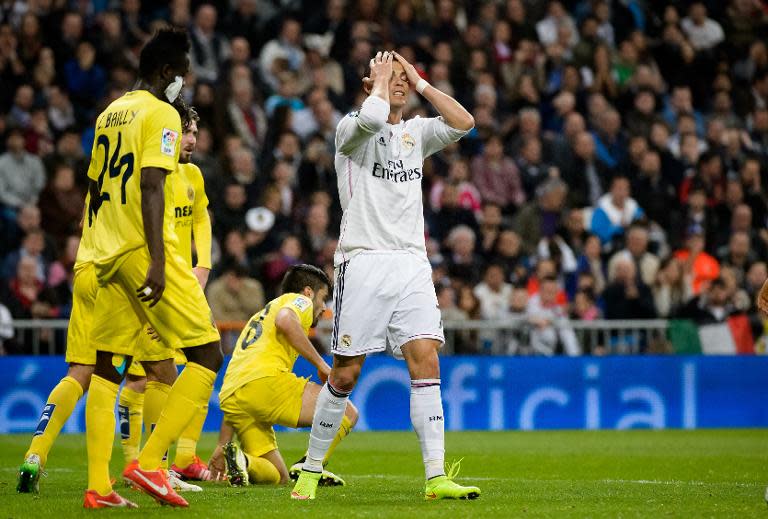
[1,0,768,355]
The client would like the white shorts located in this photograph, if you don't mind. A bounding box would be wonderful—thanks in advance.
[331,251,444,359]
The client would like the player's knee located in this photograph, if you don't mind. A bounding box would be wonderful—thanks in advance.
[125,374,147,393]
[67,363,94,392]
[329,370,358,393]
[185,342,223,372]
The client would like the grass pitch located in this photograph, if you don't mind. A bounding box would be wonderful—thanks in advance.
[0,430,766,518]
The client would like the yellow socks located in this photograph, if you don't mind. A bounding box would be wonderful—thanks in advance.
[143,381,171,470]
[85,375,118,496]
[138,362,215,471]
[174,403,208,469]
[244,453,281,484]
[118,387,144,464]
[324,414,353,463]
[26,376,84,466]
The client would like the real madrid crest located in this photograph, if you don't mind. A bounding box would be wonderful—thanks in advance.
[401,132,415,150]
[341,334,352,348]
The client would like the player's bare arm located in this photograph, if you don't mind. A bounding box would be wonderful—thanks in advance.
[392,52,474,131]
[275,309,331,382]
[137,166,167,307]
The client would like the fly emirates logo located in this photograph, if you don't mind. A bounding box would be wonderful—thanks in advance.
[371,160,422,183]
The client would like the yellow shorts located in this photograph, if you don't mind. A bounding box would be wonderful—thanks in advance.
[127,330,187,377]
[64,264,99,365]
[90,246,220,356]
[220,373,309,457]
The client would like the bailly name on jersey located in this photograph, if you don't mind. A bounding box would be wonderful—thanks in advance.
[97,109,138,130]
[371,160,422,183]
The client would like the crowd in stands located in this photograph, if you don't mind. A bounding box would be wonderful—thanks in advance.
[1,0,768,355]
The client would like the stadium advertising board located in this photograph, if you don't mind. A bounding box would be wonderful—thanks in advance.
[0,356,766,433]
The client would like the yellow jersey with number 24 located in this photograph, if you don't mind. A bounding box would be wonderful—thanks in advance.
[87,90,182,282]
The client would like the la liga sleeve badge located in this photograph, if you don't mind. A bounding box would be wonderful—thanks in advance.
[161,128,179,156]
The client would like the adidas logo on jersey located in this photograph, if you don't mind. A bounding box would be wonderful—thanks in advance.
[377,136,387,146]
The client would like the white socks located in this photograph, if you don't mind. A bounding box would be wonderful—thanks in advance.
[304,382,350,473]
[410,379,445,480]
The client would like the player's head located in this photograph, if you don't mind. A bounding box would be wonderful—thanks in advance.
[138,27,191,102]
[173,97,199,164]
[281,264,331,327]
[363,53,410,109]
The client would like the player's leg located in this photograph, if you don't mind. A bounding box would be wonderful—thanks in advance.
[293,253,394,500]
[171,353,212,481]
[85,277,143,507]
[289,381,359,484]
[118,371,146,464]
[18,264,98,493]
[17,364,92,493]
[140,358,177,469]
[394,255,479,500]
[126,247,221,492]
[292,354,364,499]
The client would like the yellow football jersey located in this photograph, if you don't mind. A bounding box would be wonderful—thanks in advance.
[86,90,182,281]
[220,293,314,402]
[171,163,211,270]
[74,193,95,272]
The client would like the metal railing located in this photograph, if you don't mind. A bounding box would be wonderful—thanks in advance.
[2,318,671,356]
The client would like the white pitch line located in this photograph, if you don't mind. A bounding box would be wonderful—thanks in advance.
[342,474,762,488]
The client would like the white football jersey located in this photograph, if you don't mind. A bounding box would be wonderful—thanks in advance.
[334,96,469,266]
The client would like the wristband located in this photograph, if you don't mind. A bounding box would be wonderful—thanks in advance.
[416,78,429,94]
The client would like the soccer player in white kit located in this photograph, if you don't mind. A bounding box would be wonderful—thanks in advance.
[291,51,480,501]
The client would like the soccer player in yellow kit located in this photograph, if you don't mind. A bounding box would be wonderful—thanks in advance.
[16,195,98,494]
[83,28,222,509]
[118,99,213,490]
[207,265,358,487]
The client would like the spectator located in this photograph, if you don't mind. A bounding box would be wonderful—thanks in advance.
[681,2,725,52]
[0,129,46,211]
[226,79,268,156]
[38,163,84,245]
[717,231,757,282]
[674,224,720,295]
[585,175,645,247]
[445,225,483,285]
[429,158,481,215]
[430,183,479,243]
[526,275,580,356]
[515,136,556,199]
[563,130,609,208]
[64,41,106,120]
[1,255,61,331]
[2,229,48,283]
[514,178,568,255]
[259,17,305,92]
[190,4,231,83]
[603,257,657,320]
[607,225,661,288]
[676,277,734,324]
[474,263,512,321]
[653,256,690,318]
[471,135,525,213]
[206,262,265,322]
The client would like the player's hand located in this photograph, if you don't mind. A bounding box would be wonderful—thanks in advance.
[363,51,394,92]
[137,260,165,307]
[756,279,768,316]
[392,51,422,89]
[208,445,227,482]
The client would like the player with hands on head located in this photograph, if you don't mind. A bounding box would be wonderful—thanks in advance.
[291,49,479,501]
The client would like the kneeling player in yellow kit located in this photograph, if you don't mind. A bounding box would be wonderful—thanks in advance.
[208,265,358,486]
[117,99,213,492]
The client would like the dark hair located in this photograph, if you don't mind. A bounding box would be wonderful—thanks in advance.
[172,97,199,131]
[281,264,331,295]
[139,27,190,80]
